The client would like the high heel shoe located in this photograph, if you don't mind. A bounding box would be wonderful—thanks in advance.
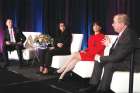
[36,66,44,74]
[39,66,44,72]
[57,78,64,83]
[53,70,60,76]
[42,68,48,75]
[57,69,62,73]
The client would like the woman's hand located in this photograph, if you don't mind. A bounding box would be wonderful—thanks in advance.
[5,41,16,45]
[101,36,111,47]
[57,43,63,48]
[5,41,11,45]
[80,50,86,53]
[49,47,55,50]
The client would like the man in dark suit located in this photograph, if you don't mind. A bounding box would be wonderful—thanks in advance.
[2,18,26,68]
[80,14,137,93]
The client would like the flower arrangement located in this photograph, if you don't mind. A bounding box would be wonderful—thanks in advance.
[34,34,53,47]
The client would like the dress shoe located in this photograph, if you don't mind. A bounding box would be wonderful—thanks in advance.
[39,66,44,72]
[53,71,60,77]
[42,68,48,75]
[79,85,97,93]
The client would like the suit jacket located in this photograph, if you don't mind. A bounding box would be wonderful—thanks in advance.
[100,27,137,63]
[4,27,26,45]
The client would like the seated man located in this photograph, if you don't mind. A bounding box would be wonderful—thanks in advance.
[2,18,26,68]
[79,13,137,93]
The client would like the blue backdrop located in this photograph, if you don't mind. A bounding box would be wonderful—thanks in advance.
[0,0,140,50]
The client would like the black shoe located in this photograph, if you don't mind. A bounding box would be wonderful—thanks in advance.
[53,71,61,77]
[79,85,97,93]
[57,79,64,83]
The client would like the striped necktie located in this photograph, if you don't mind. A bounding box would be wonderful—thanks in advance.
[112,37,119,48]
[9,29,16,42]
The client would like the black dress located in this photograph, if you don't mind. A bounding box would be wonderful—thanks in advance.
[39,29,72,68]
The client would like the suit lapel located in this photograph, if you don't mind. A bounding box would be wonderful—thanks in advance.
[109,28,129,54]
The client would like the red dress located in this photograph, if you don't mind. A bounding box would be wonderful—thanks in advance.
[80,33,105,61]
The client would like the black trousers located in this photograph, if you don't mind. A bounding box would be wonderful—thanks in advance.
[89,61,131,91]
[3,43,24,66]
[38,48,70,68]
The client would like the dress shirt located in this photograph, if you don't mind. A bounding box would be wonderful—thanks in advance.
[9,28,16,42]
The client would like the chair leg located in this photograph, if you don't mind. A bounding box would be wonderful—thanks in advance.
[129,50,135,93]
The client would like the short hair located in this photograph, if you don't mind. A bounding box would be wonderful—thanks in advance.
[58,20,65,25]
[6,18,13,22]
[114,13,129,25]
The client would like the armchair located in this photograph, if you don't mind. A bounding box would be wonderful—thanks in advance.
[8,32,41,61]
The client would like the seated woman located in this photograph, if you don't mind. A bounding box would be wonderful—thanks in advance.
[57,21,105,80]
[38,21,72,74]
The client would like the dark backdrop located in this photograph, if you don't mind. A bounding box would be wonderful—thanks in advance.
[0,0,140,50]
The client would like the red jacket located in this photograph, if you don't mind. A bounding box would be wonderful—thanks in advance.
[80,33,105,61]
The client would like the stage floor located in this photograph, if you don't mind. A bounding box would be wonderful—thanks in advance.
[0,60,90,93]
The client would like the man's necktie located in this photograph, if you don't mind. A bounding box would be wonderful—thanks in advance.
[112,37,119,48]
[9,29,16,42]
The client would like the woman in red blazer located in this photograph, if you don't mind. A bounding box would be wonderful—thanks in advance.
[57,21,105,80]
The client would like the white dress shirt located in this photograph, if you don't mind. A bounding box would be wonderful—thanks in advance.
[9,28,16,43]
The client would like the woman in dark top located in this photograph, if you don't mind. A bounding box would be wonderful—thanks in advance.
[57,22,105,80]
[39,22,72,74]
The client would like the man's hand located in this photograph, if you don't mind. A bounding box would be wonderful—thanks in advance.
[5,41,11,45]
[57,43,63,48]
[95,54,101,62]
[5,41,16,45]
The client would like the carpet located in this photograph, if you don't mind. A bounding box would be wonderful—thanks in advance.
[0,70,30,87]
[0,61,91,93]
[7,65,58,80]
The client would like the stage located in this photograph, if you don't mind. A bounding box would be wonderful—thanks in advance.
[0,60,90,93]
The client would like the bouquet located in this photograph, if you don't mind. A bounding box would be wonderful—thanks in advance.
[34,34,53,48]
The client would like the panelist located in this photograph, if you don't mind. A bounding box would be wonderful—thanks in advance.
[38,21,72,75]
[80,14,137,93]
[2,18,26,68]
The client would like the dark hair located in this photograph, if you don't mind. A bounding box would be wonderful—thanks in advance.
[58,20,65,25]
[90,21,105,35]
[93,21,102,27]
